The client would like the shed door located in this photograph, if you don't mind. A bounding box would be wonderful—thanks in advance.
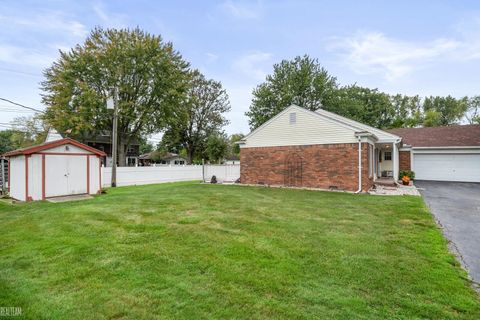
[45,155,88,197]
[413,153,480,182]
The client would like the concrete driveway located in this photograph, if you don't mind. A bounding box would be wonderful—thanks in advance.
[415,180,480,286]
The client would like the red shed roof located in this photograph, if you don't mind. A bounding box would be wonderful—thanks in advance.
[387,124,480,148]
[3,138,107,157]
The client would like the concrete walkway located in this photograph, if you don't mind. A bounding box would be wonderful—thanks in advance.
[46,194,93,203]
[416,180,480,287]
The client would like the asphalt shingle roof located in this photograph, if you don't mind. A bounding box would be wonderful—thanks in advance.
[387,124,480,147]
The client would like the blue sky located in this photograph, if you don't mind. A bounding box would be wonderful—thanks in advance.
[1,0,480,137]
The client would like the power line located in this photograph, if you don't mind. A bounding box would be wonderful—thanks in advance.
[0,98,44,113]
[0,107,36,113]
[0,67,43,78]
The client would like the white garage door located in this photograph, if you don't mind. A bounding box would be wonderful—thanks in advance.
[413,153,480,182]
[45,155,88,197]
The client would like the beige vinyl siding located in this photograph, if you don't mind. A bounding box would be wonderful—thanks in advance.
[315,108,399,142]
[243,106,357,148]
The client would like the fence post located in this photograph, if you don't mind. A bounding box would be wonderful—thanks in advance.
[202,159,205,182]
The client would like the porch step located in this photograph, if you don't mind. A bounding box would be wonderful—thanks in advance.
[375,179,396,187]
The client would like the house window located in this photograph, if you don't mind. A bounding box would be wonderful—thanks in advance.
[384,151,392,161]
[289,112,296,124]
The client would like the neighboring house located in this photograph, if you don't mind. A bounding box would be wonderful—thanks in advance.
[387,125,480,182]
[44,128,141,167]
[45,128,64,142]
[84,132,140,167]
[224,155,240,165]
[138,152,187,166]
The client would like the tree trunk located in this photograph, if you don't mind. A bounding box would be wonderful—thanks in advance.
[118,137,127,167]
[187,146,195,165]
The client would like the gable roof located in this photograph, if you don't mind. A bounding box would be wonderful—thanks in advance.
[314,108,400,142]
[45,128,63,142]
[3,138,107,157]
[241,104,401,144]
[387,125,480,148]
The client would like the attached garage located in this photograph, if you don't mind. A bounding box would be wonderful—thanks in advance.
[413,150,480,182]
[389,125,480,183]
[4,138,106,201]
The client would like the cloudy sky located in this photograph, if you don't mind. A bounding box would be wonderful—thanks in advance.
[1,0,480,136]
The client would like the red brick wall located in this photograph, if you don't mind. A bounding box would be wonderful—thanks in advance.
[240,143,374,192]
[399,151,411,171]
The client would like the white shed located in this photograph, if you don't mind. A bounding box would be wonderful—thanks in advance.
[4,138,106,201]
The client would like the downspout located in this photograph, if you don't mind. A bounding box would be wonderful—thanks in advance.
[393,138,402,186]
[355,137,362,194]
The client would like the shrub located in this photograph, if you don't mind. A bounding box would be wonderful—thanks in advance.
[399,170,415,180]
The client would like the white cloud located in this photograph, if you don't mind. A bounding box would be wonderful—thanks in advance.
[206,52,219,63]
[93,3,128,28]
[0,44,57,67]
[329,31,460,81]
[0,12,87,38]
[232,52,272,81]
[221,0,263,19]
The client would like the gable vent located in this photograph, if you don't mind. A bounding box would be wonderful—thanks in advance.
[289,112,296,124]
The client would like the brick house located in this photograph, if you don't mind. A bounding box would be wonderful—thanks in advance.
[238,105,404,192]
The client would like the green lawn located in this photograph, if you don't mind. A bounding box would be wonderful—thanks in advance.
[0,182,479,319]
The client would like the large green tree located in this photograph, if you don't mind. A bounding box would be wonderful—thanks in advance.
[161,70,230,164]
[422,96,468,127]
[206,132,229,164]
[0,130,18,154]
[229,133,245,157]
[389,94,423,128]
[41,27,189,165]
[465,96,480,124]
[246,55,476,131]
[10,116,48,148]
[246,55,338,129]
[328,85,394,128]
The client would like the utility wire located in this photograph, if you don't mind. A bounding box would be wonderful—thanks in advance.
[0,98,44,113]
[0,67,43,78]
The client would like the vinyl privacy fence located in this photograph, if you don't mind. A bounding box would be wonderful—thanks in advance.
[101,164,240,187]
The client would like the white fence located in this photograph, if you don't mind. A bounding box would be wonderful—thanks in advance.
[102,164,240,187]
[204,165,240,183]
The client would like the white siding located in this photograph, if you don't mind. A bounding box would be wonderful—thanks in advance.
[315,108,400,142]
[9,155,25,201]
[242,106,358,148]
[89,156,101,194]
[28,154,42,200]
[42,144,93,154]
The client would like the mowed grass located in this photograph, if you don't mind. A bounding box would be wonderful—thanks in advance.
[0,182,479,319]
